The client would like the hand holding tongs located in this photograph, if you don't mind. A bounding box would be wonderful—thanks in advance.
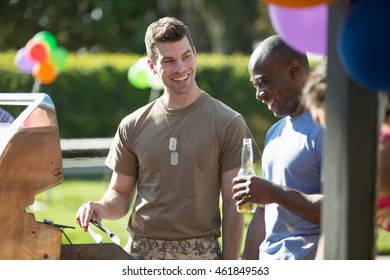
[89,219,120,245]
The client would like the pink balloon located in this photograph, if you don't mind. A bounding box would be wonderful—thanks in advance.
[14,47,36,74]
[268,3,328,55]
[25,39,49,62]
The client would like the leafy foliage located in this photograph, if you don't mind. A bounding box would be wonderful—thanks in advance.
[0,0,274,54]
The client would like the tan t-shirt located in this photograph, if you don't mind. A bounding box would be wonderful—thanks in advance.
[106,92,260,240]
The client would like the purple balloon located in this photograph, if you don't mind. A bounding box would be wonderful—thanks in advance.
[268,4,328,55]
[14,47,36,74]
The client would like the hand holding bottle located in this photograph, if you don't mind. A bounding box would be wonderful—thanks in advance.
[235,138,257,213]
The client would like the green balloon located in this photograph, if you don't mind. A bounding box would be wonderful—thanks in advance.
[50,47,68,73]
[33,31,57,51]
[127,65,149,90]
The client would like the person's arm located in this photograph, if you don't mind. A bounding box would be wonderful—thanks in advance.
[233,176,323,225]
[221,167,244,260]
[274,186,323,225]
[76,170,137,231]
[241,206,265,260]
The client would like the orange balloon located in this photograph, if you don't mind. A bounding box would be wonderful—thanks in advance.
[261,0,335,7]
[32,61,57,84]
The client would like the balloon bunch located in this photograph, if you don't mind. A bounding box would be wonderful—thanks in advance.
[127,57,164,91]
[265,0,335,56]
[265,0,390,93]
[14,31,69,85]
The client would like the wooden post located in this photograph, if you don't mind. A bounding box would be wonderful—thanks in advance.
[323,1,378,259]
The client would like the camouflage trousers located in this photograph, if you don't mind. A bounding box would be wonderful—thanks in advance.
[124,234,222,260]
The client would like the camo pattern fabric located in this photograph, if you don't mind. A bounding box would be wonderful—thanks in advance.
[124,234,222,260]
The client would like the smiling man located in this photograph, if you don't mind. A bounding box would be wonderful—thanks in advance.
[232,35,324,260]
[75,16,260,260]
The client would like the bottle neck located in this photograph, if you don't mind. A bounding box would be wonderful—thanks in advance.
[238,138,255,175]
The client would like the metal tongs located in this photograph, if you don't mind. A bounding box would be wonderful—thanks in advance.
[88,225,103,243]
[89,219,120,245]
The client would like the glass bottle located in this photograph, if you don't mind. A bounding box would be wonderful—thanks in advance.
[236,138,257,213]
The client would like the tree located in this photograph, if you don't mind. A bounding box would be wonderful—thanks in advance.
[0,0,274,54]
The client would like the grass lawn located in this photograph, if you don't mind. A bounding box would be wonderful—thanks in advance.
[29,177,390,257]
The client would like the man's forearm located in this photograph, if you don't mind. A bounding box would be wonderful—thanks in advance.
[222,202,244,259]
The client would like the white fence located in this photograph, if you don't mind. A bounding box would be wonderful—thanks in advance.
[60,138,113,177]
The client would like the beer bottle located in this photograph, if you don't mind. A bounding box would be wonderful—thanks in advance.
[236,138,257,213]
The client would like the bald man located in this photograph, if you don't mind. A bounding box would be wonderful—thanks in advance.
[232,35,324,260]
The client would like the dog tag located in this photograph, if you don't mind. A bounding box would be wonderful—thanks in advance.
[170,151,179,166]
[169,137,177,151]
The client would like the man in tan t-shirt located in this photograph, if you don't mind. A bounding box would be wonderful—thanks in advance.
[76,16,260,260]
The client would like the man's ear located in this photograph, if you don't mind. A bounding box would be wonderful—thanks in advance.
[147,59,157,74]
[289,59,301,78]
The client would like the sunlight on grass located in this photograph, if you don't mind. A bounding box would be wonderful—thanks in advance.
[376,228,390,255]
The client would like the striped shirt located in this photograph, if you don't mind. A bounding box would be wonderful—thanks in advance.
[0,108,14,123]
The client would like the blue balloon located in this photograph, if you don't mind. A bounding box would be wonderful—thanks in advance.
[338,0,390,92]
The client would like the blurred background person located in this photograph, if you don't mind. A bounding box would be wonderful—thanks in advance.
[0,108,14,123]
[377,98,390,232]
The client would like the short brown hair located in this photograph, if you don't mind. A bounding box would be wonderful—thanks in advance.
[145,16,195,64]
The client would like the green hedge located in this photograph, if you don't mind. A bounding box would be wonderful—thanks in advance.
[0,51,275,149]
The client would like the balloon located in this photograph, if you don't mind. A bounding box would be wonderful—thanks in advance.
[338,0,390,92]
[147,71,164,90]
[32,61,57,84]
[128,57,164,90]
[127,57,151,90]
[25,39,49,63]
[268,3,328,55]
[128,69,149,90]
[262,0,335,8]
[33,31,57,52]
[50,47,69,73]
[14,47,36,74]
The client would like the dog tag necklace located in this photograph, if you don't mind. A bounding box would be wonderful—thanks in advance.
[162,92,201,166]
